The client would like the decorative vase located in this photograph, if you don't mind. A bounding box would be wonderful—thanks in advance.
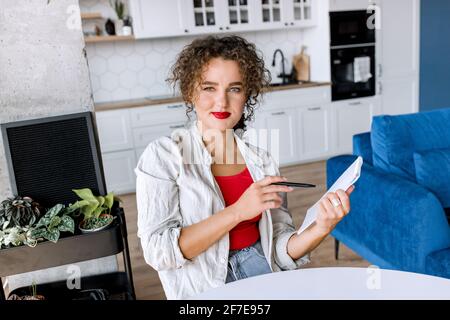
[105,18,116,35]
[115,19,124,36]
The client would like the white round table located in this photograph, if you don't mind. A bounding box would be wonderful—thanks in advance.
[192,267,450,300]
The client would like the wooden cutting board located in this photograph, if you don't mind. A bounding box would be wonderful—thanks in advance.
[293,46,310,82]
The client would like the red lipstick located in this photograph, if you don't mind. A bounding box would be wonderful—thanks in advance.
[211,112,231,119]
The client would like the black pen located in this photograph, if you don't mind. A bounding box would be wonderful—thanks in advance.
[271,181,316,188]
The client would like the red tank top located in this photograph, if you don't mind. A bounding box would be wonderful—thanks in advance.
[214,167,262,250]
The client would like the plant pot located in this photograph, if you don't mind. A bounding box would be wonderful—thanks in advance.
[79,214,114,234]
[115,19,124,35]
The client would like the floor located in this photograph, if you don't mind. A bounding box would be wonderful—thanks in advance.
[118,160,370,300]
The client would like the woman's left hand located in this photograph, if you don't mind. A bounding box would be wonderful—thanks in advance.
[315,185,355,235]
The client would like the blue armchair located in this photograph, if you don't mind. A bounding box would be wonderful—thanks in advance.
[327,109,450,279]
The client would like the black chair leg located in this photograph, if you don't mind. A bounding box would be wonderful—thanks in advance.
[334,238,340,260]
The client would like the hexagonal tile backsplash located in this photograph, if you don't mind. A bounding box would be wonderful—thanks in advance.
[81,1,305,103]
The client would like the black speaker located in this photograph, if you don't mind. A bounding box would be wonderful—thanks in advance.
[1,112,106,207]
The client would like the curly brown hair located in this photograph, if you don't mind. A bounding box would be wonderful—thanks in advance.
[167,35,271,131]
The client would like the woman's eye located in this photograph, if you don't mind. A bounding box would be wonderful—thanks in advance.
[203,87,214,92]
[229,87,242,93]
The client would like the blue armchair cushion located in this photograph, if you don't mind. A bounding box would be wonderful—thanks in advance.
[353,132,372,165]
[371,108,450,181]
[414,148,450,208]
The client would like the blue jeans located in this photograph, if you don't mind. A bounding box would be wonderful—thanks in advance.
[225,240,272,283]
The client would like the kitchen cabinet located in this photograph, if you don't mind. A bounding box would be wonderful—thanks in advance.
[248,85,331,166]
[297,104,331,161]
[256,0,316,30]
[133,120,186,160]
[96,103,188,194]
[96,109,133,153]
[130,0,316,39]
[377,0,420,115]
[252,108,299,165]
[181,0,256,34]
[332,97,381,154]
[128,0,188,39]
[102,150,137,195]
[284,0,316,27]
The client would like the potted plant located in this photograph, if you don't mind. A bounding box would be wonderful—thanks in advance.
[0,196,43,229]
[0,225,37,249]
[110,0,125,35]
[68,188,117,234]
[30,203,75,243]
[8,282,45,300]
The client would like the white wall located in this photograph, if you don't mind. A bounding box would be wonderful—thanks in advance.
[0,0,94,199]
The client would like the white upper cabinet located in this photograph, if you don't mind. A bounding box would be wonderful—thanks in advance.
[181,0,224,34]
[224,0,254,32]
[130,0,316,39]
[257,0,286,29]
[256,0,316,30]
[129,0,189,39]
[284,0,316,27]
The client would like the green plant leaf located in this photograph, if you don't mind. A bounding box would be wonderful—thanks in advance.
[34,204,63,228]
[81,199,100,220]
[67,200,90,212]
[73,188,96,201]
[58,216,74,233]
[31,228,47,239]
[45,228,60,243]
[104,192,114,211]
[48,216,61,230]
[96,196,105,208]
[92,206,106,219]
[47,204,64,219]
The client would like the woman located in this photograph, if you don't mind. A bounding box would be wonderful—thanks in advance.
[135,35,354,300]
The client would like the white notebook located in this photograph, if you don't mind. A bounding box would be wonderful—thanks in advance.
[297,156,363,235]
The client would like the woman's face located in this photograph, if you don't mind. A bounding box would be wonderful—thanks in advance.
[192,57,247,133]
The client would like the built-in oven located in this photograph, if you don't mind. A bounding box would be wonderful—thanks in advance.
[330,10,376,101]
[330,10,375,47]
[331,45,375,101]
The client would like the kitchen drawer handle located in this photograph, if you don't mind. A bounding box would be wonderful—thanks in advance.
[167,104,184,109]
[348,102,362,106]
[169,124,185,129]
[271,111,285,116]
[307,107,321,111]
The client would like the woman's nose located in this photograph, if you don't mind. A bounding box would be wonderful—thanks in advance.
[214,90,228,109]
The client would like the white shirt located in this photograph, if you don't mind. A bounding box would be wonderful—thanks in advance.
[135,122,310,300]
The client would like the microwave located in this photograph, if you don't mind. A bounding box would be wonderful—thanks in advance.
[330,10,375,47]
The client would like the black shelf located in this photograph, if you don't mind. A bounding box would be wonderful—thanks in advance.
[0,207,136,300]
[0,220,123,277]
[0,112,136,300]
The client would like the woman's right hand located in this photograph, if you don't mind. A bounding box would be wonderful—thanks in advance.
[231,176,293,222]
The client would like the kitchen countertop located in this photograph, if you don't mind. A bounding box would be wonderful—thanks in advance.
[94,81,331,112]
